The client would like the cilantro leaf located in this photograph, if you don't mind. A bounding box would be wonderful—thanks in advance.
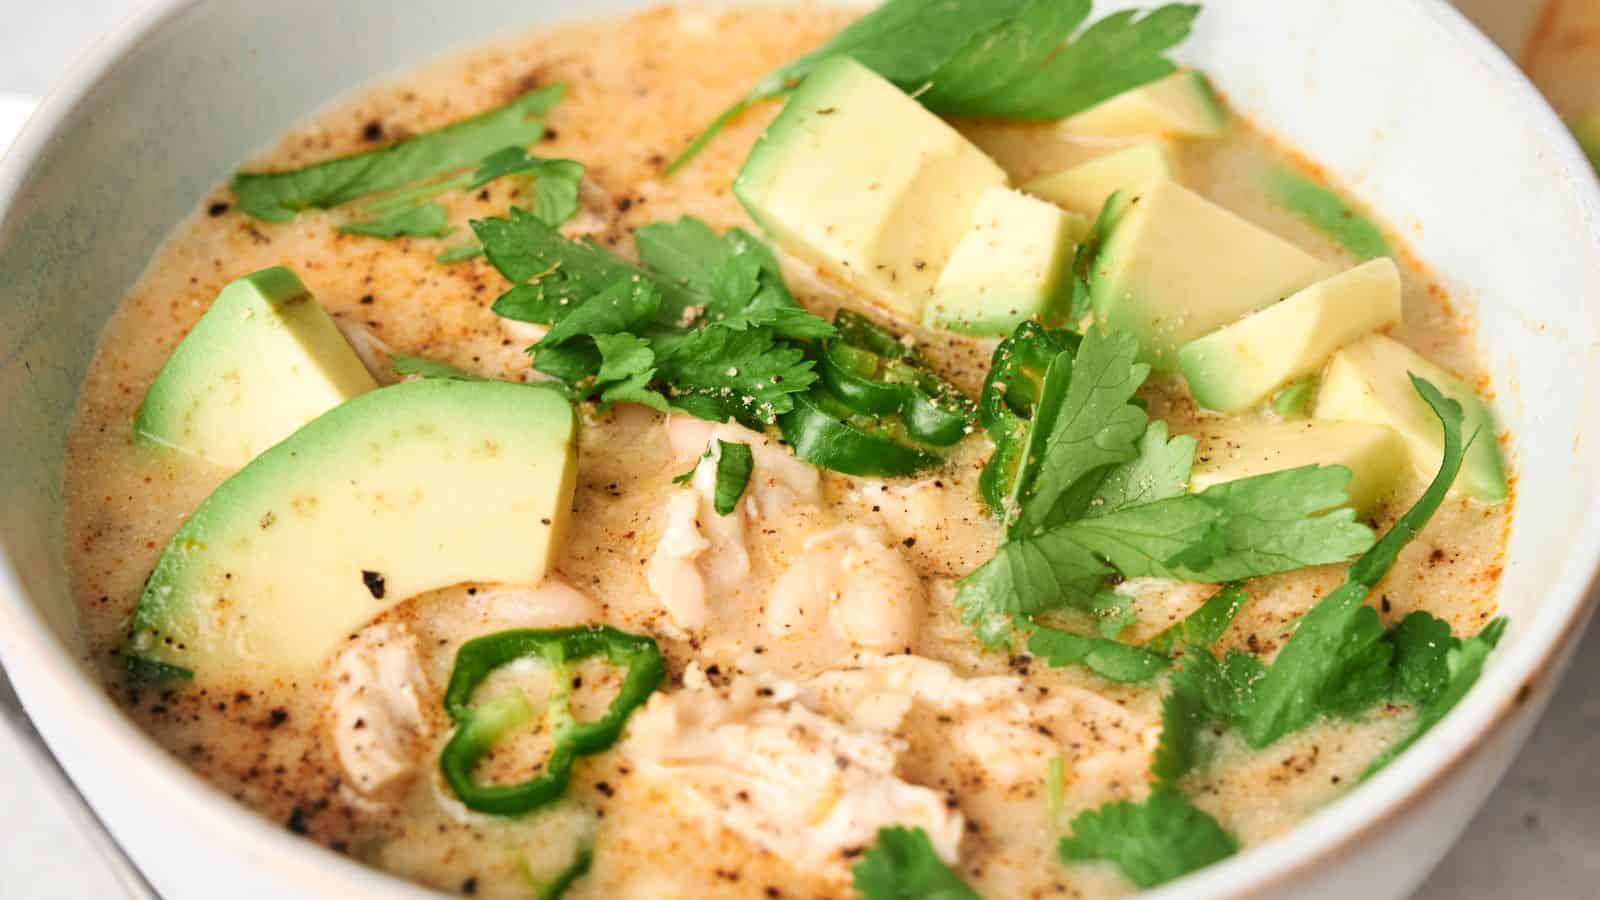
[1058,787,1237,888]
[852,827,979,900]
[635,217,834,339]
[1029,627,1169,683]
[390,353,477,381]
[670,1,1200,172]
[1151,649,1263,784]
[1085,420,1195,517]
[469,151,585,228]
[1364,617,1508,776]
[478,209,688,325]
[1243,377,1468,748]
[436,241,486,264]
[926,4,1201,121]
[1145,583,1248,656]
[338,202,452,239]
[1013,328,1151,536]
[959,468,1373,635]
[233,85,564,222]
[652,325,816,426]
[713,441,755,516]
[1388,611,1457,703]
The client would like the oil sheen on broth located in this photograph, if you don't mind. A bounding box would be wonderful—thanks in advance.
[62,5,1511,898]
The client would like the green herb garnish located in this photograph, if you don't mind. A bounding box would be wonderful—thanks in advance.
[233,85,564,222]
[1058,787,1237,888]
[1264,165,1391,260]
[339,203,451,239]
[669,1,1201,172]
[712,440,754,516]
[1028,627,1170,683]
[389,353,477,381]
[852,826,979,900]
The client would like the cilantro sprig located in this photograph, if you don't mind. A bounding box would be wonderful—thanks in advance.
[234,85,564,222]
[852,827,979,900]
[669,0,1202,172]
[475,210,831,428]
[1058,787,1237,889]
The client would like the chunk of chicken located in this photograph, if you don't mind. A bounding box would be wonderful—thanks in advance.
[766,526,926,652]
[665,416,821,513]
[327,623,435,796]
[648,417,820,637]
[796,654,1027,731]
[476,579,603,629]
[622,676,964,877]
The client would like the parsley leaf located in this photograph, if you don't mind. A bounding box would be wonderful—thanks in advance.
[436,241,487,264]
[1058,786,1237,888]
[1243,377,1468,748]
[338,202,451,239]
[670,1,1200,172]
[1150,649,1263,784]
[713,441,755,515]
[852,827,979,900]
[1388,611,1458,703]
[1028,627,1169,683]
[233,85,564,222]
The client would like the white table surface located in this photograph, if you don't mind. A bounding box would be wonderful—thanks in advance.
[1,1,1596,898]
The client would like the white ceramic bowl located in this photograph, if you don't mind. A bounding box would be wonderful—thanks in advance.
[2,1,1598,898]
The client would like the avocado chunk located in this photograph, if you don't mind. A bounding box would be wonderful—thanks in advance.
[1023,142,1176,216]
[135,267,378,467]
[126,379,579,683]
[1178,259,1403,414]
[1314,334,1507,503]
[1062,71,1229,139]
[922,187,1089,336]
[1090,178,1334,369]
[1572,114,1600,172]
[1189,420,1406,515]
[734,57,1009,322]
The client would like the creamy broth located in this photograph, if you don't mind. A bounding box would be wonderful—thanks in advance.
[63,5,1510,898]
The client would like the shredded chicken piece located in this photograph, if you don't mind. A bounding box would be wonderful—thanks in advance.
[476,580,602,628]
[622,675,964,877]
[326,623,435,796]
[648,417,821,637]
[333,317,396,385]
[766,525,925,652]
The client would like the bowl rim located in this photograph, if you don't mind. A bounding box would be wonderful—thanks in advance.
[1,1,1597,898]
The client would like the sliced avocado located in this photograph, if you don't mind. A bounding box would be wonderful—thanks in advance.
[734,57,1009,322]
[135,267,378,468]
[1062,71,1229,139]
[1090,178,1334,369]
[1314,334,1507,503]
[1178,259,1402,414]
[126,379,579,683]
[1571,114,1600,172]
[1189,420,1406,515]
[1023,142,1176,217]
[922,187,1089,337]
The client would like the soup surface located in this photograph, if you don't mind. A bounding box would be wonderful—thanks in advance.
[64,5,1512,898]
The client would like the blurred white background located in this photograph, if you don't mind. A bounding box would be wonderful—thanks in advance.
[0,0,1595,898]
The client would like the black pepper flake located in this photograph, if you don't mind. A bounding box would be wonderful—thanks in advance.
[902,537,917,548]
[207,202,230,217]
[358,294,375,305]
[461,876,479,895]
[268,708,289,728]
[595,781,615,797]
[286,806,309,835]
[362,121,384,142]
[362,570,386,599]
